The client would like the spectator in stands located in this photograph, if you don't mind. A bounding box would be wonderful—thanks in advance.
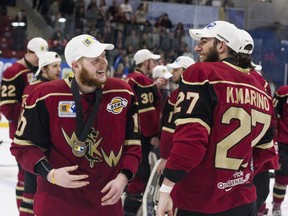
[155,13,173,30]
[124,29,139,50]
[147,27,161,50]
[50,30,68,55]
[74,0,86,35]
[120,0,133,23]
[47,0,60,28]
[86,0,98,32]
[107,0,119,22]
[171,22,186,52]
[135,2,149,26]
[113,62,126,79]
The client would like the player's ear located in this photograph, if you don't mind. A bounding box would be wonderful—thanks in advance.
[217,41,227,53]
[72,60,80,69]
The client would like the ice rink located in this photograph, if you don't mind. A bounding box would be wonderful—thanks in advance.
[0,124,287,216]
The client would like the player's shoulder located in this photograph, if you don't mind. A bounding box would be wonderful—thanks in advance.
[2,62,30,79]
[104,77,134,93]
[23,80,43,94]
[30,79,68,98]
[126,71,151,85]
[276,85,288,96]
[25,79,70,106]
[182,62,221,82]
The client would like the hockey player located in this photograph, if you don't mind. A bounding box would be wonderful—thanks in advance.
[124,49,166,215]
[158,56,195,174]
[157,21,276,216]
[10,34,142,215]
[19,51,62,216]
[0,37,48,210]
[271,85,288,216]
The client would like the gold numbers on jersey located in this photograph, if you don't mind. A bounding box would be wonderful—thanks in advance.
[1,85,16,97]
[132,113,140,133]
[174,91,199,114]
[15,111,27,137]
[215,107,271,170]
[141,92,154,104]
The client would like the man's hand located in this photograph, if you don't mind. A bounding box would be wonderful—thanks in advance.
[47,165,89,188]
[156,192,173,216]
[101,173,128,206]
[157,158,167,175]
[155,77,168,89]
[150,136,160,147]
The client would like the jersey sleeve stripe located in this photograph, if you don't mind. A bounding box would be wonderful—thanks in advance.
[124,140,141,146]
[175,117,211,134]
[255,140,274,149]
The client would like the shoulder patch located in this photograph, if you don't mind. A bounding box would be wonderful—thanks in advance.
[58,101,76,117]
[107,97,128,114]
[27,72,36,83]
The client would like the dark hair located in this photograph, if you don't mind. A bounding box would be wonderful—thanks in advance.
[214,38,254,69]
[236,53,254,69]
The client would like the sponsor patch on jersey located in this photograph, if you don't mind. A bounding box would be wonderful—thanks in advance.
[58,101,76,117]
[107,97,128,114]
[27,72,36,83]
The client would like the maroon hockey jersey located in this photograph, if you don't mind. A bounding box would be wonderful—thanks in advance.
[165,61,276,213]
[11,77,142,216]
[274,85,288,144]
[0,62,35,138]
[159,89,178,159]
[250,70,279,172]
[22,79,44,106]
[126,71,161,137]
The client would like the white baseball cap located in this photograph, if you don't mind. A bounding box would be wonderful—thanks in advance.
[27,37,49,57]
[189,21,241,53]
[152,65,172,79]
[167,56,195,69]
[64,34,114,67]
[238,29,254,54]
[134,49,160,65]
[35,51,62,76]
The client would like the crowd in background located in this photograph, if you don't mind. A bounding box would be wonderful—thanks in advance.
[44,0,196,77]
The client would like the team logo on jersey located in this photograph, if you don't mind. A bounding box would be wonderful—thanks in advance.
[62,128,123,168]
[107,97,128,114]
[58,101,76,117]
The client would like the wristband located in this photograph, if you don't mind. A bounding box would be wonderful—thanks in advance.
[159,184,173,193]
[51,169,56,184]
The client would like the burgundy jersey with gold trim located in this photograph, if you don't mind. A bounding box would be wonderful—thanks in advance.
[11,77,142,216]
[126,71,161,137]
[165,61,276,213]
[159,89,178,159]
[0,62,34,138]
[22,79,43,106]
[274,85,288,144]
